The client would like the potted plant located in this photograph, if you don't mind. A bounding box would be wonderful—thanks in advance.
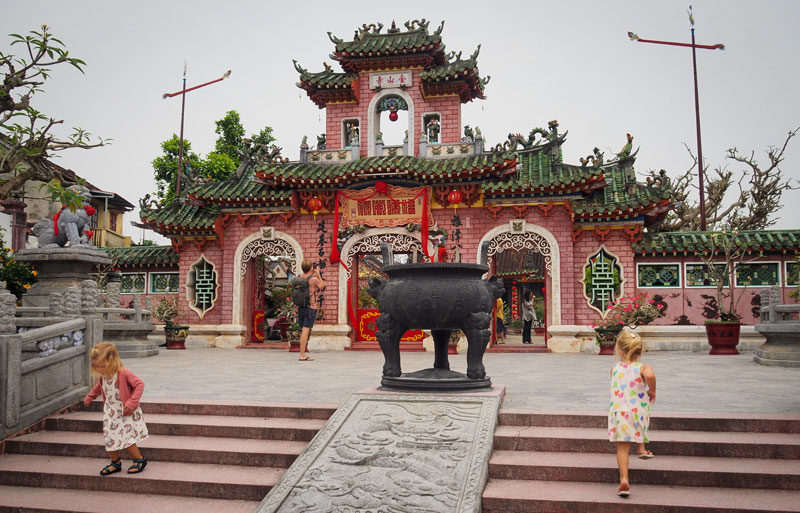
[591,293,663,355]
[699,230,751,355]
[275,297,300,347]
[153,297,190,350]
[509,318,523,334]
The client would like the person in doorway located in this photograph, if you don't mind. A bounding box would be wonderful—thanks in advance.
[521,289,536,344]
[494,297,507,344]
[296,258,325,361]
[609,330,656,497]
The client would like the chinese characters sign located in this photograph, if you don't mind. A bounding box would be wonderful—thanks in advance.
[369,71,412,90]
[340,185,433,229]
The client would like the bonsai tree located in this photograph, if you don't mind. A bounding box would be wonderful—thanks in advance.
[153,297,180,328]
[698,229,757,322]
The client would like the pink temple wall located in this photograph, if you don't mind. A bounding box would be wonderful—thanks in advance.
[326,69,463,155]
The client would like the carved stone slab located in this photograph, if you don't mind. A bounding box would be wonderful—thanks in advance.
[256,387,504,513]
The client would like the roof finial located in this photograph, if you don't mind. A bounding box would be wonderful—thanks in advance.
[388,20,399,33]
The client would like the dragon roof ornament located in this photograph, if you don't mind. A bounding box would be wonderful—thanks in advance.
[404,19,430,32]
[327,31,343,44]
[292,60,307,74]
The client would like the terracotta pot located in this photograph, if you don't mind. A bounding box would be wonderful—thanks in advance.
[594,327,622,355]
[705,322,741,355]
[164,325,190,350]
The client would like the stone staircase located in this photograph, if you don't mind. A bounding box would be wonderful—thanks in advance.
[0,400,336,513]
[483,410,800,512]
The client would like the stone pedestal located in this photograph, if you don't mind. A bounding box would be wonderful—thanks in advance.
[754,323,800,368]
[12,247,111,308]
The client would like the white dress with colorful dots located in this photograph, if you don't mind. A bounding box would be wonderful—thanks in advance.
[101,374,149,451]
[608,361,651,443]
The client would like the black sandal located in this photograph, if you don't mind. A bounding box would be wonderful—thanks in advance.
[100,459,121,476]
[128,458,147,474]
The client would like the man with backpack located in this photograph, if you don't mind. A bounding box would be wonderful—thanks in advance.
[291,258,325,361]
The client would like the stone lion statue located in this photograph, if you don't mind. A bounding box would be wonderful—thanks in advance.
[32,185,95,248]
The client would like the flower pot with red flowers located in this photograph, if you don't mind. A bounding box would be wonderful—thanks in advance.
[591,293,663,355]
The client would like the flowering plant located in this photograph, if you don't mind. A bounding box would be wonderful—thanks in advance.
[590,292,664,330]
[275,298,299,330]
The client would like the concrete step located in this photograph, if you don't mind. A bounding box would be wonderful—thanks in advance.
[85,398,338,419]
[493,425,800,459]
[498,409,800,433]
[482,479,800,513]
[3,430,306,467]
[46,411,326,441]
[0,454,281,501]
[0,484,259,513]
[489,450,800,490]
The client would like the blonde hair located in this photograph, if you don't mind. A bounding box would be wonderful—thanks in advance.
[616,330,643,363]
[90,342,123,377]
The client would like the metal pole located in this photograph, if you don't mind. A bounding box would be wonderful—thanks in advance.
[691,26,707,231]
[176,71,187,198]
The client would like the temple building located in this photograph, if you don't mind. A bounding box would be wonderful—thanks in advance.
[118,20,799,351]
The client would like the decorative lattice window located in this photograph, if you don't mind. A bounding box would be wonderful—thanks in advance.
[685,263,729,287]
[186,256,219,319]
[150,272,179,294]
[120,273,146,294]
[786,262,799,287]
[735,262,780,287]
[637,264,680,288]
[583,247,623,315]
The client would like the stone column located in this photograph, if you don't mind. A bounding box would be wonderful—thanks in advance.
[106,270,121,310]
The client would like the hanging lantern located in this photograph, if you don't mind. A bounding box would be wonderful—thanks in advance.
[447,189,463,212]
[307,196,323,220]
[389,110,398,122]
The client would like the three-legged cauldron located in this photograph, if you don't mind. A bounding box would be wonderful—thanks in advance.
[368,242,504,391]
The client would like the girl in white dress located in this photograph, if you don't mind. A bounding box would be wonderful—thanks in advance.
[608,331,656,497]
[84,342,149,475]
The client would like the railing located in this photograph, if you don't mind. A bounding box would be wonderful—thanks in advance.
[300,146,359,164]
[93,227,131,248]
[1,314,103,439]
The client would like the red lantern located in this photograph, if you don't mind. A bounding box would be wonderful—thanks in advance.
[389,111,398,122]
[308,196,323,219]
[447,189,463,212]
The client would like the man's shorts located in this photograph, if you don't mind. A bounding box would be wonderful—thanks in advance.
[297,307,317,329]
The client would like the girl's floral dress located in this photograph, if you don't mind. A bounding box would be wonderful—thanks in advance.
[101,373,148,451]
[608,361,650,443]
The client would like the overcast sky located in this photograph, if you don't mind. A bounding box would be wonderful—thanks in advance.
[5,0,799,244]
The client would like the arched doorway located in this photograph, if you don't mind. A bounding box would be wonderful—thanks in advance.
[232,230,303,343]
[337,228,429,344]
[478,223,562,342]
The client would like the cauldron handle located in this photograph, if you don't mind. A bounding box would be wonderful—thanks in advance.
[380,242,394,267]
[479,241,491,266]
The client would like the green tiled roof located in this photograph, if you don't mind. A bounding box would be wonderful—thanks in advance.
[140,203,217,233]
[483,160,604,196]
[187,169,293,205]
[102,245,178,267]
[254,152,517,187]
[418,48,488,101]
[297,68,357,88]
[331,21,444,57]
[633,230,800,255]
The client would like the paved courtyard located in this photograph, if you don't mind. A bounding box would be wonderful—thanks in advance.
[123,348,800,414]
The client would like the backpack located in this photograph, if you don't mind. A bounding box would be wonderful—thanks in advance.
[290,276,310,308]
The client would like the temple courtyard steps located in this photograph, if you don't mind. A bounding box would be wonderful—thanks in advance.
[483,410,800,513]
[0,400,336,513]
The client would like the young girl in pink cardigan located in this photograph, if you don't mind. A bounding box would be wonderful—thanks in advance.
[84,342,149,475]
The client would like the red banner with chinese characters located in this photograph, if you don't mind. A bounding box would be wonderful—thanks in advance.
[357,309,424,342]
[339,184,433,228]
